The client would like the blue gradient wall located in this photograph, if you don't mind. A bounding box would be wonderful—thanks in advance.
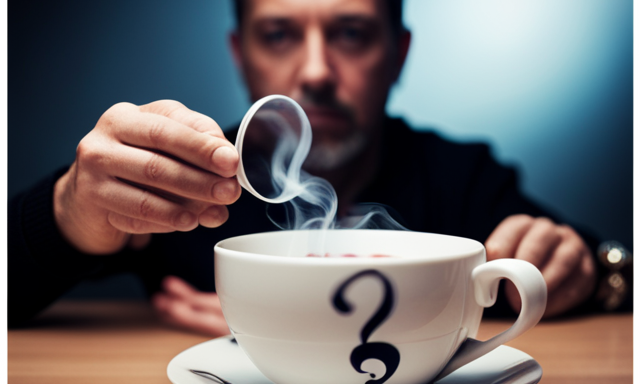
[9,0,632,297]
[388,0,632,249]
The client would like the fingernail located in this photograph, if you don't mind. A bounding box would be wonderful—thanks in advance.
[214,179,238,201]
[213,146,238,172]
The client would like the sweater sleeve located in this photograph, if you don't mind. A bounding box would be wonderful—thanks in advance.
[8,168,107,326]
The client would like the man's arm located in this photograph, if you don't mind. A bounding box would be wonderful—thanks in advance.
[54,100,241,255]
[9,100,241,326]
[8,169,105,326]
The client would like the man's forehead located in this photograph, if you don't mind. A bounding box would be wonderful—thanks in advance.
[244,0,385,21]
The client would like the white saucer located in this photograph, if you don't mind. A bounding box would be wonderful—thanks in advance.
[167,336,542,384]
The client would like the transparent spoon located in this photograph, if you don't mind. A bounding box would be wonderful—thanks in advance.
[234,95,311,204]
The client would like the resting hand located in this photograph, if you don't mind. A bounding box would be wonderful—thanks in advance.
[152,275,230,337]
[54,100,241,254]
[485,214,597,318]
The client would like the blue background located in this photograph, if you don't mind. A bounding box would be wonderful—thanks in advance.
[9,0,632,298]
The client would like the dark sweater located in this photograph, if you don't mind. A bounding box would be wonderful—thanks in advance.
[8,117,606,326]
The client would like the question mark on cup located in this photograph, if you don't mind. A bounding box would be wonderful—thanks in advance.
[332,270,400,384]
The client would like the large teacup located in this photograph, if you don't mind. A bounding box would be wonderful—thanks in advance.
[214,229,546,384]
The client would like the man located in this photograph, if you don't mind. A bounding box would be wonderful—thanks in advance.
[9,0,600,335]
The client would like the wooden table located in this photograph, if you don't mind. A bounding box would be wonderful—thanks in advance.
[8,301,633,384]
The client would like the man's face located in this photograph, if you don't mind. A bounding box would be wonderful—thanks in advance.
[232,0,408,171]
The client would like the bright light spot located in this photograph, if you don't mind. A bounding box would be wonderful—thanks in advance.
[607,248,623,264]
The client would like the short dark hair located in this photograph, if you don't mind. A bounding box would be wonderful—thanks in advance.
[232,0,405,36]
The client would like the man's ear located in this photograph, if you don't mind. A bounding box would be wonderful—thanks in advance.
[229,30,244,71]
[393,29,411,82]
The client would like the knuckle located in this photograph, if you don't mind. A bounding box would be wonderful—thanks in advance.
[191,114,221,135]
[558,224,578,241]
[158,99,185,110]
[505,214,533,227]
[153,99,186,116]
[100,102,135,125]
[192,115,213,132]
[143,153,165,182]
[111,101,136,113]
[513,213,532,222]
[171,210,197,230]
[147,120,168,147]
[557,228,585,255]
[533,217,557,235]
[75,137,102,166]
[138,191,153,219]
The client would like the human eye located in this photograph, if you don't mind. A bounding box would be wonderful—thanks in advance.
[329,20,376,52]
[256,22,299,52]
[263,28,288,44]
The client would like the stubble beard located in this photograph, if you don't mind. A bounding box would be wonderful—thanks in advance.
[302,130,369,173]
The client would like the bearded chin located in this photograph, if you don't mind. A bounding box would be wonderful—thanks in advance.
[302,132,369,173]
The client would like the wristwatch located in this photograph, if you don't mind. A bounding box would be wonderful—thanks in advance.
[595,241,632,311]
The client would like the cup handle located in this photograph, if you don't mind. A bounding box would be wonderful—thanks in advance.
[434,258,547,381]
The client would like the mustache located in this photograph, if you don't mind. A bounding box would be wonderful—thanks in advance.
[296,94,355,120]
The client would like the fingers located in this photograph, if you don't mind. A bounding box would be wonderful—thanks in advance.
[97,179,199,231]
[161,276,225,312]
[198,205,230,229]
[96,178,231,232]
[485,215,597,317]
[101,101,238,178]
[485,215,534,261]
[76,101,241,234]
[105,143,240,205]
[544,254,597,318]
[513,218,561,263]
[540,226,586,294]
[140,100,226,138]
[108,211,178,234]
[54,101,240,255]
[153,294,230,337]
[153,276,230,337]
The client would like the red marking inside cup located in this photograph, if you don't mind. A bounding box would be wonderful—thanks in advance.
[306,253,392,258]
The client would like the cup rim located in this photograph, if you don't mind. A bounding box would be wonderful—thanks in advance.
[214,229,485,265]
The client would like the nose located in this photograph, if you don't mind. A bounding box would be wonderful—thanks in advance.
[298,28,335,94]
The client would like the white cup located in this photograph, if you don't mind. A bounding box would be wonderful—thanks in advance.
[214,229,547,384]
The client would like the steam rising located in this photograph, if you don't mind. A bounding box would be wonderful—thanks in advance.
[240,97,407,255]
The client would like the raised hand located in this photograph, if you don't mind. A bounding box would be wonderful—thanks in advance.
[54,100,241,254]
